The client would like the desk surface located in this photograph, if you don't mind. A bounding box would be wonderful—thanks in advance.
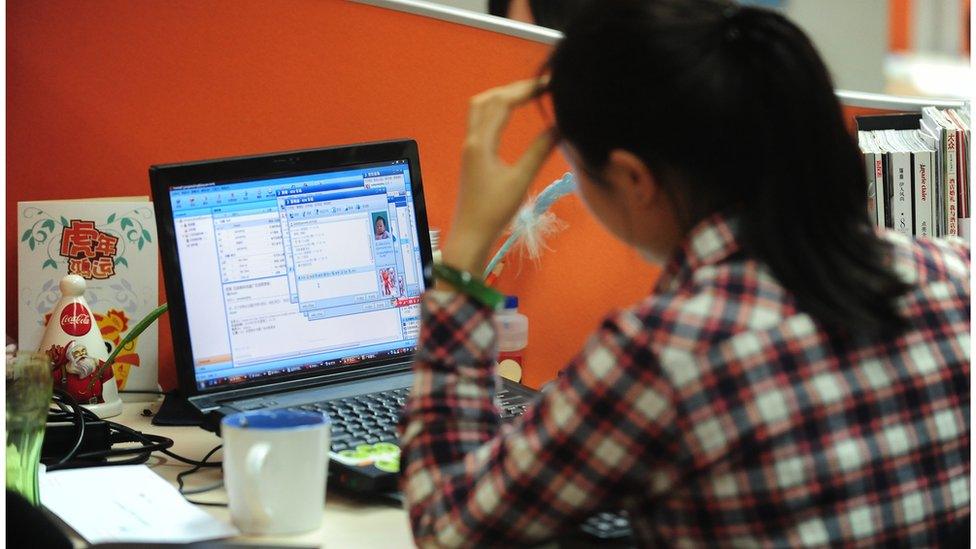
[79,400,415,548]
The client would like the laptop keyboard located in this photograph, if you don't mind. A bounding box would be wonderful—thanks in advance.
[295,388,406,451]
[293,386,530,452]
[292,386,632,543]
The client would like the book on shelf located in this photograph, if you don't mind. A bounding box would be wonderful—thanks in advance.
[859,131,887,229]
[945,108,970,239]
[905,130,935,238]
[882,129,915,237]
[17,197,160,399]
[921,107,960,237]
[917,122,945,236]
[857,107,970,242]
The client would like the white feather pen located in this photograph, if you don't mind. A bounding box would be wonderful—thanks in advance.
[483,172,577,279]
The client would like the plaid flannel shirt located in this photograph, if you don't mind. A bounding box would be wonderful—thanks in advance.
[399,213,970,547]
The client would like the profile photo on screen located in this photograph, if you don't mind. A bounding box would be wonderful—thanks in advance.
[372,213,393,241]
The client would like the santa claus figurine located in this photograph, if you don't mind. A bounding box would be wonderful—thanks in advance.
[40,275,122,418]
[64,340,98,378]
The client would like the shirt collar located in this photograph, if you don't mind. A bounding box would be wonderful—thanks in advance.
[655,212,743,293]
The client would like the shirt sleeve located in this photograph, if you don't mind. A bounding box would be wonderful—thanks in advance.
[398,291,681,547]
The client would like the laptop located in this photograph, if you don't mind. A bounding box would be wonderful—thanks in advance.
[149,140,538,492]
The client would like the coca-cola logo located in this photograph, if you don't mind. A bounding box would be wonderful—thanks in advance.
[60,303,92,337]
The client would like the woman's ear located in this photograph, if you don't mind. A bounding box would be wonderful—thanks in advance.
[604,149,658,208]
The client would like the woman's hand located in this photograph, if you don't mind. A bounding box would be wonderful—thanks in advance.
[441,78,555,276]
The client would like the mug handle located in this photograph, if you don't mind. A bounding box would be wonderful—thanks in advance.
[244,443,273,524]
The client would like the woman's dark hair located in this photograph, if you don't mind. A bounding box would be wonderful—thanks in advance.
[547,0,910,336]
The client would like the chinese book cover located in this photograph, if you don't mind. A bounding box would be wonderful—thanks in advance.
[17,198,159,397]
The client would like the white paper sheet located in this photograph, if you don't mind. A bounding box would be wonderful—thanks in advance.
[40,464,239,544]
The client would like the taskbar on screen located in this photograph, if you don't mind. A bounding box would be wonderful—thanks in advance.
[197,344,417,390]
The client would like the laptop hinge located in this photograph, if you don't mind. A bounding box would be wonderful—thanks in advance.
[189,361,413,411]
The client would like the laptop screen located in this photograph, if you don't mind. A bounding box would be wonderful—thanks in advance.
[167,157,427,391]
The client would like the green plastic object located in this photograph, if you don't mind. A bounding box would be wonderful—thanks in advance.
[6,351,54,505]
[88,303,168,390]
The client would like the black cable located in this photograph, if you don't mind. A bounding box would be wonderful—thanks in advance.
[104,420,222,467]
[186,500,229,507]
[47,454,153,470]
[44,405,221,469]
[176,444,223,493]
[161,448,222,468]
[44,394,226,503]
[49,390,86,465]
[43,402,175,471]
[45,432,172,471]
[177,444,228,507]
[70,432,173,460]
[161,450,224,467]
[52,398,71,414]
[40,388,234,506]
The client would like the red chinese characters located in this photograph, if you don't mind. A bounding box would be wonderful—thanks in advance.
[60,220,119,279]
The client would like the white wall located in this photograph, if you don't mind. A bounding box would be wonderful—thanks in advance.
[428,0,486,13]
[421,0,892,94]
[912,0,965,54]
[783,0,888,93]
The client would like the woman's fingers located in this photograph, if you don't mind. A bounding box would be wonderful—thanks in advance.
[515,128,557,180]
[481,79,548,152]
[467,78,549,157]
[450,77,555,265]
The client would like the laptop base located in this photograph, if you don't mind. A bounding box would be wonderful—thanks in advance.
[151,392,204,427]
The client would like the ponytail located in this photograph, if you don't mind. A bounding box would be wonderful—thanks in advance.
[547,0,910,335]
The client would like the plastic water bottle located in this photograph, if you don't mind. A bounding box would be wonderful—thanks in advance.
[496,296,527,383]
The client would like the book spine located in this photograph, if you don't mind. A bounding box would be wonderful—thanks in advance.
[946,110,971,221]
[946,130,959,236]
[956,128,969,241]
[909,152,917,236]
[874,155,886,229]
[921,116,946,236]
[890,149,913,236]
[956,128,969,217]
[863,151,878,227]
[913,149,933,238]
[883,153,894,229]
[935,151,945,237]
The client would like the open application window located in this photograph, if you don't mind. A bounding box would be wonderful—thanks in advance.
[169,161,425,389]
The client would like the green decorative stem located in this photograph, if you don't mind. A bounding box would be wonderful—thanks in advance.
[88,303,168,390]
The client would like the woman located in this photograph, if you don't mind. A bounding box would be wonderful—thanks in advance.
[399,0,970,546]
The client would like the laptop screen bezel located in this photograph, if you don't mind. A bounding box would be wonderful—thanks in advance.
[149,140,433,399]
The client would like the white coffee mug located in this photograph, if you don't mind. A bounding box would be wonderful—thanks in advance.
[221,409,331,535]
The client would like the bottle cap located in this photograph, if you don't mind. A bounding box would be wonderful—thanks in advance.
[504,295,518,309]
[60,274,87,297]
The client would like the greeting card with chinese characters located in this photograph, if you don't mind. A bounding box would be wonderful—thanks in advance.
[18,198,159,398]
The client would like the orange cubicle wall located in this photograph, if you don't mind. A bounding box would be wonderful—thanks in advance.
[6,0,658,390]
[5,0,898,391]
